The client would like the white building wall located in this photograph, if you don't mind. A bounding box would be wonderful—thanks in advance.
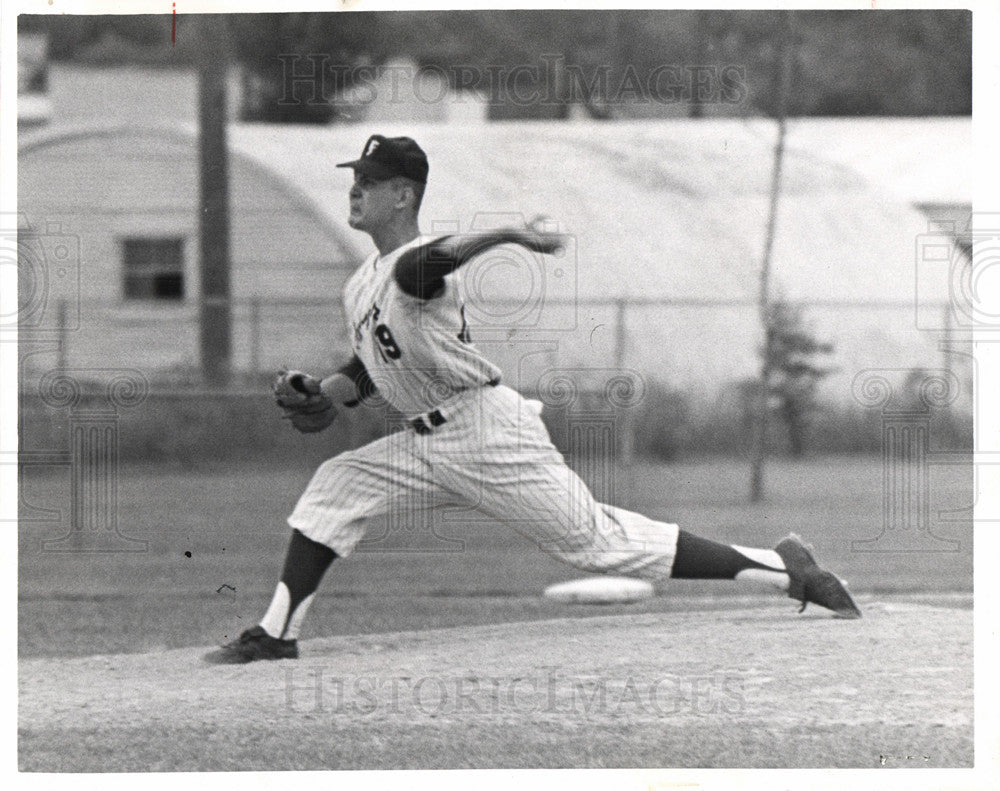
[18,127,357,377]
[17,119,971,409]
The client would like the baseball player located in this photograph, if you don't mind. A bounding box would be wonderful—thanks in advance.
[205,134,860,664]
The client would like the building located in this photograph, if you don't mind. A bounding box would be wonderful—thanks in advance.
[782,117,971,249]
[18,116,970,408]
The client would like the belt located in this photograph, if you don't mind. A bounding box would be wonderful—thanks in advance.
[410,409,446,435]
[409,377,500,435]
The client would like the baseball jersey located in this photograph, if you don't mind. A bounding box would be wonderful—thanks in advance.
[342,235,502,417]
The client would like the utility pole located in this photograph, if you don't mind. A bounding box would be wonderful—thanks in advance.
[198,15,232,388]
[750,11,795,502]
[689,10,711,119]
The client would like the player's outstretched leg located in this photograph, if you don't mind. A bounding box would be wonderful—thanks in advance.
[670,529,860,618]
[204,529,337,664]
[772,533,861,618]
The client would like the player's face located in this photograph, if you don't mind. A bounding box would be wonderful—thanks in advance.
[347,173,399,232]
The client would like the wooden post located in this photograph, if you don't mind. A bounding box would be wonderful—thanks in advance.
[750,12,795,503]
[198,16,232,388]
[689,10,710,119]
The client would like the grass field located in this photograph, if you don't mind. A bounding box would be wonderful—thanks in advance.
[19,456,972,658]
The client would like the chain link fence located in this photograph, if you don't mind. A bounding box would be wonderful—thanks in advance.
[23,295,962,396]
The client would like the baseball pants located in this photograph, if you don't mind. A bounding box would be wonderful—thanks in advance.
[289,384,679,579]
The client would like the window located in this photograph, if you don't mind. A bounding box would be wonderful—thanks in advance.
[122,238,185,300]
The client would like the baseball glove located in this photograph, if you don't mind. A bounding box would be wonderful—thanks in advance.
[273,370,337,434]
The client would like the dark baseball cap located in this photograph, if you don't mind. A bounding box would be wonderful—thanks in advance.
[336,134,429,184]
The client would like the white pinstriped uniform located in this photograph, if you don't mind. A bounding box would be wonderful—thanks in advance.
[342,235,501,418]
[288,239,680,577]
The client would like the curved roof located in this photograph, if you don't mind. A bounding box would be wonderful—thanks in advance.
[17,120,368,260]
[782,117,969,206]
[20,118,964,303]
[230,119,960,304]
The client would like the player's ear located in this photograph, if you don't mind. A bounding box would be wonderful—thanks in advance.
[393,179,413,209]
[392,178,421,213]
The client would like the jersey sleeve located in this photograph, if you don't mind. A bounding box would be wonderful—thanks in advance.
[336,354,378,406]
[393,238,456,300]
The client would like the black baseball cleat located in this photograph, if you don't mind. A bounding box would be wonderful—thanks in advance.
[203,626,299,664]
[774,534,862,619]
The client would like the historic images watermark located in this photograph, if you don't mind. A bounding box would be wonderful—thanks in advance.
[850,369,966,553]
[276,54,749,109]
[915,212,1000,331]
[2,214,81,335]
[284,666,746,718]
[31,368,150,552]
[7,213,149,551]
[844,213,991,552]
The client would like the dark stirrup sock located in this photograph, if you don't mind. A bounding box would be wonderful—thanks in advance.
[670,529,783,579]
[259,529,337,639]
[281,528,337,611]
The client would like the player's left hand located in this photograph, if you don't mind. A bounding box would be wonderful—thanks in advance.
[273,369,337,434]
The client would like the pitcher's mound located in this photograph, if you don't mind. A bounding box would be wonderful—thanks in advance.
[19,596,972,771]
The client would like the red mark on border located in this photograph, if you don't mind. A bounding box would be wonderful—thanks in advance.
[172,3,176,47]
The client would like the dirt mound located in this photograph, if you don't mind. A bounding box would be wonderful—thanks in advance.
[19,598,972,770]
